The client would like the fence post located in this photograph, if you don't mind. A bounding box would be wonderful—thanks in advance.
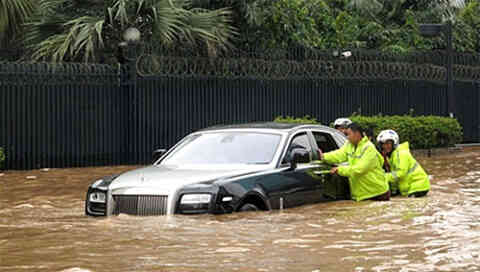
[118,39,139,164]
[446,21,455,118]
[128,44,138,164]
[419,22,455,117]
[477,81,480,142]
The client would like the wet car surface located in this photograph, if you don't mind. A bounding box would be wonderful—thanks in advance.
[1,148,480,272]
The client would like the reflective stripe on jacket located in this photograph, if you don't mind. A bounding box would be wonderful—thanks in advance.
[322,136,389,201]
[386,142,430,196]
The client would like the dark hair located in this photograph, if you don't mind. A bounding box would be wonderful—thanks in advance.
[347,122,364,134]
[364,127,374,138]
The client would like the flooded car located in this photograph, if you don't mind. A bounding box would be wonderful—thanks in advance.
[85,122,351,216]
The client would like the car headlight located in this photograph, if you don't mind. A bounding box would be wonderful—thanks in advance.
[180,194,211,204]
[92,179,103,188]
[89,192,106,203]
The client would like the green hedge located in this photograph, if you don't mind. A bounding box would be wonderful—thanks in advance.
[350,115,463,149]
[274,115,463,149]
[0,147,4,169]
[274,115,319,124]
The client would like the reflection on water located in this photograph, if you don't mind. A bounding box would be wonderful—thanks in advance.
[1,149,480,272]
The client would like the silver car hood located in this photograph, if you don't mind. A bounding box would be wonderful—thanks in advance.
[109,164,268,195]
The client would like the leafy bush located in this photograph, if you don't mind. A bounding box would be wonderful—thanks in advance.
[0,147,5,169]
[273,114,463,149]
[274,115,319,124]
[254,0,329,48]
[350,115,463,149]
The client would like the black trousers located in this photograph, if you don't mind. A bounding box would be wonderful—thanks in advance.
[367,190,391,201]
[408,190,429,198]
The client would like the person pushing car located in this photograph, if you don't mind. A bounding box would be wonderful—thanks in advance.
[377,130,430,197]
[319,123,390,201]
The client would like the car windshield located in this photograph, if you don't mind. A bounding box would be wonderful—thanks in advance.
[160,132,282,165]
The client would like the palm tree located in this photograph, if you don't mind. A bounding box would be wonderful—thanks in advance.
[24,0,236,62]
[0,0,35,47]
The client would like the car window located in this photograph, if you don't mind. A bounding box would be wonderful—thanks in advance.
[312,131,338,152]
[160,132,282,165]
[290,133,312,151]
[282,133,312,164]
[332,131,347,147]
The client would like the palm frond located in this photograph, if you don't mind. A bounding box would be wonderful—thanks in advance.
[109,0,130,27]
[434,0,467,21]
[30,16,105,62]
[449,0,466,9]
[151,0,191,44]
[0,0,35,46]
[245,0,264,26]
[147,0,236,49]
[24,16,66,49]
[23,0,73,53]
[24,0,236,62]
[36,0,67,16]
[185,7,237,50]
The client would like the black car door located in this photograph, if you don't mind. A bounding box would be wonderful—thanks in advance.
[310,130,350,200]
[274,131,328,208]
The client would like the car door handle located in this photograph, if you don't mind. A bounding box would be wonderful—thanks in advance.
[313,170,331,175]
[284,187,306,195]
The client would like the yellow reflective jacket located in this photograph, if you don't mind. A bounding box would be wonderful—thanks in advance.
[322,136,389,201]
[386,142,430,196]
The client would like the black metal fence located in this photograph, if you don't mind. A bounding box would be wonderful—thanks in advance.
[1,49,479,170]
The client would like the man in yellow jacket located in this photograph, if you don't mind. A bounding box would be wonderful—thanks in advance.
[319,123,390,201]
[377,129,430,197]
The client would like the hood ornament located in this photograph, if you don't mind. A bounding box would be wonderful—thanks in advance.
[141,172,145,183]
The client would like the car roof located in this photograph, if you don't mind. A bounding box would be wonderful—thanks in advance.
[198,122,335,133]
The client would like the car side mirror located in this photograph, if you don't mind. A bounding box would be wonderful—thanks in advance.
[288,147,310,169]
[152,148,167,163]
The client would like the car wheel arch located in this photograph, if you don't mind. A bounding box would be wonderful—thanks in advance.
[235,191,270,212]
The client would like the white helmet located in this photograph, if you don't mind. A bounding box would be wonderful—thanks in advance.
[334,118,352,128]
[377,130,400,148]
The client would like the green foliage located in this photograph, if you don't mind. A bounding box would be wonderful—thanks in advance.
[274,115,319,124]
[273,114,462,149]
[350,115,463,149]
[458,1,480,26]
[26,16,105,62]
[4,0,480,61]
[0,147,5,169]
[333,11,362,49]
[23,0,106,62]
[253,0,327,48]
[199,0,478,53]
[0,0,35,47]
[23,0,236,62]
[455,1,480,52]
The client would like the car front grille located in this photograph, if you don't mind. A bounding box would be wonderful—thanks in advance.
[112,195,168,216]
[89,202,106,215]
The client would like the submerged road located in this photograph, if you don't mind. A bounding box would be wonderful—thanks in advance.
[1,148,479,272]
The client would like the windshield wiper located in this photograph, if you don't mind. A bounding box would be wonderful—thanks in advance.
[246,162,270,165]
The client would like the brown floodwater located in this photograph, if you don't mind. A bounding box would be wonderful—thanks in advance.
[1,148,480,272]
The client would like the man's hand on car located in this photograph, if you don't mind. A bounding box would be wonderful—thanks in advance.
[330,167,339,175]
[318,149,324,161]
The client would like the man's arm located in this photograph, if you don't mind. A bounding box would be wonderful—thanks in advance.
[385,150,410,183]
[322,143,348,164]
